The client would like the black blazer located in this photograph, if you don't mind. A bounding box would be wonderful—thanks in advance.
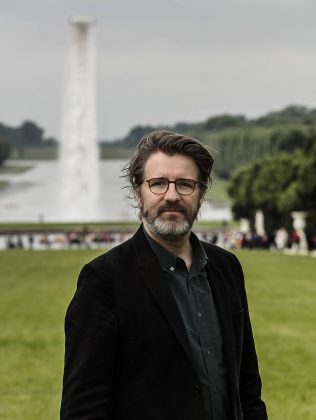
[61,226,267,420]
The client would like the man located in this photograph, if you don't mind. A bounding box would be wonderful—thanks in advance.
[60,131,267,420]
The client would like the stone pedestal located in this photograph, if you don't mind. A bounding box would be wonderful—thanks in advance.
[255,210,265,236]
[291,211,308,251]
[239,218,251,234]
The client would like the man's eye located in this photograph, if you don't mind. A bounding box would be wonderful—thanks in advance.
[151,179,166,187]
[177,180,193,188]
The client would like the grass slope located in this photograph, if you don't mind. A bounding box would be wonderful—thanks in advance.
[0,249,315,419]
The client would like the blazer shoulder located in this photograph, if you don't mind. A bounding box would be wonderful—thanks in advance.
[84,235,137,274]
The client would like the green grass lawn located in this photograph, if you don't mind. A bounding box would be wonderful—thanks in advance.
[0,164,33,174]
[0,249,315,419]
[234,251,316,419]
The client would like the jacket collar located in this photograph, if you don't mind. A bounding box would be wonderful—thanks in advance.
[143,226,208,273]
[133,225,198,371]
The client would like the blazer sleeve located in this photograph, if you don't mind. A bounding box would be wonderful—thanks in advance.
[60,264,118,420]
[233,255,268,420]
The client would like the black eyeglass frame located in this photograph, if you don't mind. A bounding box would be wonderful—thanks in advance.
[145,178,200,195]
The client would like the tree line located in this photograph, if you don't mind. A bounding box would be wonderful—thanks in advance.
[102,105,316,178]
[1,105,316,170]
[227,137,316,234]
[0,121,57,165]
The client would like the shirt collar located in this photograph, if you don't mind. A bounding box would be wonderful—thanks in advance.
[143,227,208,273]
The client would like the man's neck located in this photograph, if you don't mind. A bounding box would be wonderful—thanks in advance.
[143,223,193,270]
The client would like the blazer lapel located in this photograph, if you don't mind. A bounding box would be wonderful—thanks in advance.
[133,227,198,372]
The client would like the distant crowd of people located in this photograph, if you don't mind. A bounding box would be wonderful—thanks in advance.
[2,226,316,253]
[200,228,316,252]
[3,229,133,251]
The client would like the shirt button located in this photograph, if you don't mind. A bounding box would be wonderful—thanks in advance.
[206,350,211,355]
[193,384,201,394]
[170,266,175,271]
[197,312,202,318]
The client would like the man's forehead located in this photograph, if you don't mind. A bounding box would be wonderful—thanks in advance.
[143,151,198,174]
[145,151,197,168]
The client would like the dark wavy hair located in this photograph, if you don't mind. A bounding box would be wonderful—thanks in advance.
[123,130,214,197]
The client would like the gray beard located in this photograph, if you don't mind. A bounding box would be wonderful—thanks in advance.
[140,206,198,241]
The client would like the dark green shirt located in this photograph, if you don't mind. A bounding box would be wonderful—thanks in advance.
[144,228,229,420]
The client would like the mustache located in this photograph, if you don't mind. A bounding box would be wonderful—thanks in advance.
[158,204,188,215]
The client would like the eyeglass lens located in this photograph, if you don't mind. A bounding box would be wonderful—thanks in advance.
[148,178,196,195]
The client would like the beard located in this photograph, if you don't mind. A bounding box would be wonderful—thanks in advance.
[140,202,200,241]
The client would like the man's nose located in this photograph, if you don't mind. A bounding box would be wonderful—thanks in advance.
[164,183,180,201]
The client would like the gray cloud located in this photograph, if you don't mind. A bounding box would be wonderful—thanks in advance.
[1,0,316,139]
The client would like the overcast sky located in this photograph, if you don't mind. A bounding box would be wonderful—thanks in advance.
[1,0,316,140]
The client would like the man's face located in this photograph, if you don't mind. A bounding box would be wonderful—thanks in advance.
[137,151,204,240]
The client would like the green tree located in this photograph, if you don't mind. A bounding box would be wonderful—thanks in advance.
[205,114,246,130]
[227,162,260,226]
[228,141,316,233]
[251,154,301,232]
[18,121,44,146]
[122,125,159,147]
[255,105,309,125]
[0,136,11,165]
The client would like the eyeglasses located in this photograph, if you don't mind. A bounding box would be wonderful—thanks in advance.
[145,178,199,195]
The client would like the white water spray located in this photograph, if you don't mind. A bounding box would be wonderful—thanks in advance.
[59,16,100,221]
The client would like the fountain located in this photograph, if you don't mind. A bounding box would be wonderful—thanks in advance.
[0,16,232,223]
[59,16,101,221]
